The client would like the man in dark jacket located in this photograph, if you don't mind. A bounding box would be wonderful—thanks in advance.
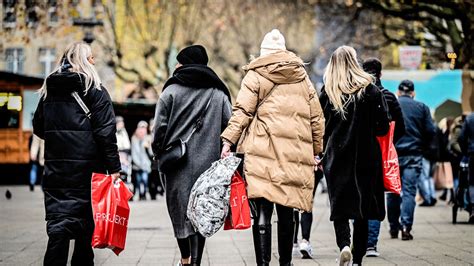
[363,59,405,142]
[458,112,474,223]
[33,71,121,265]
[387,80,436,241]
[362,58,406,256]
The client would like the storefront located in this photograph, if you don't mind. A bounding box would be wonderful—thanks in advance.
[0,72,43,166]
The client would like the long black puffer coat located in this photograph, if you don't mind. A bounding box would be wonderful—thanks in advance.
[33,71,120,236]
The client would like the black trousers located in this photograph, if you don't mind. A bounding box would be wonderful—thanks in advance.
[469,155,474,186]
[44,233,94,266]
[44,216,95,266]
[333,219,368,264]
[176,233,206,265]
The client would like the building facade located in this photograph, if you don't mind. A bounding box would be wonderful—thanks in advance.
[0,0,112,82]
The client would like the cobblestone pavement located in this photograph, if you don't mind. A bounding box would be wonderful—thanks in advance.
[1,186,473,265]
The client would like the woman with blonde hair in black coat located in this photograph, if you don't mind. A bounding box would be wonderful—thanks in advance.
[33,42,121,265]
[320,46,390,266]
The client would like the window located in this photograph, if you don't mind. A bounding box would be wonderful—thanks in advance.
[5,48,24,74]
[92,0,104,18]
[3,0,16,28]
[39,48,56,77]
[0,92,21,129]
[25,0,40,28]
[48,0,58,25]
[69,0,81,18]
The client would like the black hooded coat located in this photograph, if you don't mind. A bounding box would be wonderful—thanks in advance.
[33,71,121,236]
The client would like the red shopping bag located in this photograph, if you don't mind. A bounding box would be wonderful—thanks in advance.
[91,173,133,255]
[224,171,251,230]
[376,122,402,194]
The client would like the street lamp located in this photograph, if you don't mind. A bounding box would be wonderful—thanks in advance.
[73,18,103,44]
[447,52,457,70]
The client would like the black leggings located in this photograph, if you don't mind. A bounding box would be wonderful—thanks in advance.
[293,211,313,243]
[293,170,322,243]
[252,197,294,228]
[251,198,294,264]
[333,219,368,264]
[176,233,206,265]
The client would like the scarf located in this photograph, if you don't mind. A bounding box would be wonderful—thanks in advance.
[162,64,231,101]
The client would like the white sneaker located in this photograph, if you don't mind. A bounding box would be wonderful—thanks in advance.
[338,246,352,266]
[299,239,313,259]
[366,246,380,257]
[292,243,300,257]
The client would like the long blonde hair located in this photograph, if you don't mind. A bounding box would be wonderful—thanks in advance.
[39,42,101,97]
[323,46,373,119]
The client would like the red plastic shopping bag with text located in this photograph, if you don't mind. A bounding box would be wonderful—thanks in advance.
[91,173,133,255]
[376,122,402,194]
[224,171,251,230]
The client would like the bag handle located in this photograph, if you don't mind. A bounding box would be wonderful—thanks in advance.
[257,83,278,109]
[183,89,216,143]
[71,91,91,119]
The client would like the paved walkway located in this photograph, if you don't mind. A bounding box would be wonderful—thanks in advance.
[0,185,473,265]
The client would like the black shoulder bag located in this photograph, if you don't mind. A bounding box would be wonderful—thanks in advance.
[157,89,216,174]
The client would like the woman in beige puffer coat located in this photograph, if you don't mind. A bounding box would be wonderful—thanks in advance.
[221,29,324,266]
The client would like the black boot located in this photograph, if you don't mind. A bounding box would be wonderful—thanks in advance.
[439,189,447,201]
[253,224,271,266]
[401,227,413,241]
[278,222,294,266]
[252,224,262,264]
[469,204,474,224]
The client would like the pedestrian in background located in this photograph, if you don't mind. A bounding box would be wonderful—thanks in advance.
[292,170,324,259]
[221,29,325,266]
[458,112,474,223]
[418,118,439,207]
[29,134,44,191]
[116,116,132,183]
[320,46,389,266]
[152,44,232,266]
[147,117,164,199]
[362,58,405,258]
[33,42,121,265]
[387,80,436,241]
[437,117,456,203]
[132,120,152,200]
[449,115,465,193]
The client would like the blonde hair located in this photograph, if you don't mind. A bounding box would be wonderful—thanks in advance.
[323,46,373,119]
[39,42,101,97]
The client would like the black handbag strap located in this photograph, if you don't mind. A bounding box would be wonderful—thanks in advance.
[183,89,216,143]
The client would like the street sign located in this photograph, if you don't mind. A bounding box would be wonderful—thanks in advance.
[399,46,423,70]
[447,52,457,69]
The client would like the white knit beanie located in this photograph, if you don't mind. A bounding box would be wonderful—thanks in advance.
[260,29,286,57]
